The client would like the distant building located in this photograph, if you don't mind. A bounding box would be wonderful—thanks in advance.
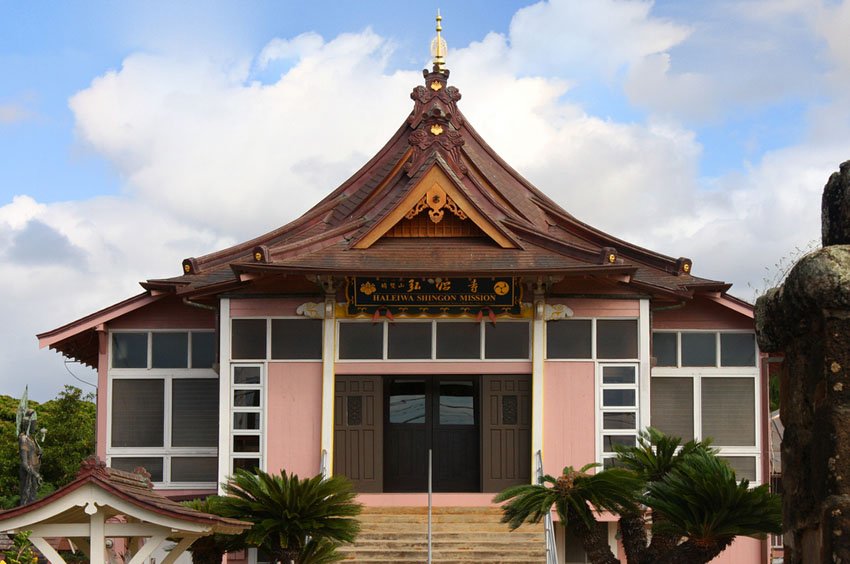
[37,20,770,564]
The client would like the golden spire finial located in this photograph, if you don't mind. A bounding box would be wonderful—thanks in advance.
[430,9,447,72]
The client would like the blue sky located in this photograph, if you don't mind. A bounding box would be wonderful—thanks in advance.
[1,0,848,399]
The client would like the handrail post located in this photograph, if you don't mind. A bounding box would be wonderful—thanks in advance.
[536,449,559,564]
[428,448,433,564]
[321,448,329,480]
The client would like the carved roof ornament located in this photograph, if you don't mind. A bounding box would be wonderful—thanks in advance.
[431,10,447,73]
[405,183,468,224]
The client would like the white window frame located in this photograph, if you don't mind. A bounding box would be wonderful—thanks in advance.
[650,329,762,483]
[107,329,218,489]
[230,363,266,475]
[335,319,532,362]
[597,363,640,468]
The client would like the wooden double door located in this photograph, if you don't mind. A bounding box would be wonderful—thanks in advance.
[334,374,530,493]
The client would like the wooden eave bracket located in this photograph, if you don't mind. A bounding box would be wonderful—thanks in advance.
[351,162,519,250]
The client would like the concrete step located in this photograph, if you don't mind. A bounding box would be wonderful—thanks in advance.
[344,506,547,563]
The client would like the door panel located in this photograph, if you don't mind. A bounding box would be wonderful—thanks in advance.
[384,376,480,492]
[334,375,383,492]
[481,374,531,492]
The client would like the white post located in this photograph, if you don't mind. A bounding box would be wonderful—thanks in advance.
[219,297,232,493]
[89,508,105,564]
[320,280,337,475]
[531,282,546,478]
[639,299,651,431]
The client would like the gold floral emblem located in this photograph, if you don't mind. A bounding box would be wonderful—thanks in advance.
[494,281,510,296]
[430,124,444,135]
[430,80,443,91]
[254,251,263,261]
[683,262,691,273]
[608,253,616,263]
[183,263,191,273]
[360,281,377,296]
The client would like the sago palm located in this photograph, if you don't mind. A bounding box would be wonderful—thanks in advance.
[218,469,362,564]
[613,428,715,564]
[644,448,781,564]
[494,463,642,564]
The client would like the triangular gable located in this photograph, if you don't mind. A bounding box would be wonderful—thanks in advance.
[353,164,517,249]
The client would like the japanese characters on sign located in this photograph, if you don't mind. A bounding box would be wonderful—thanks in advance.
[346,276,521,315]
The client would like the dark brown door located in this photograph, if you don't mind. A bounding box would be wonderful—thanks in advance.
[334,375,383,492]
[481,374,531,492]
[384,376,480,492]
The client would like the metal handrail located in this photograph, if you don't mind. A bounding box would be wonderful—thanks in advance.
[428,448,433,564]
[536,450,559,564]
[321,448,329,479]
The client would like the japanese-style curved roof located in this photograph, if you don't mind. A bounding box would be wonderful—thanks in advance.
[142,66,727,299]
[39,63,748,367]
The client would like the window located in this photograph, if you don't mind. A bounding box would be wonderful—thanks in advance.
[650,330,760,482]
[336,320,530,361]
[599,364,639,468]
[232,365,263,473]
[108,330,218,487]
[546,318,639,360]
[232,318,324,361]
[546,319,591,359]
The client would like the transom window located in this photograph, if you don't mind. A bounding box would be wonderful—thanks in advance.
[112,331,215,369]
[652,331,756,367]
[546,318,639,360]
[336,320,530,361]
[231,318,323,360]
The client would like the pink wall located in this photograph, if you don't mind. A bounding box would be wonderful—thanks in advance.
[543,361,596,476]
[108,298,214,329]
[552,298,639,318]
[653,298,752,330]
[266,362,323,477]
[230,298,307,317]
[710,537,765,563]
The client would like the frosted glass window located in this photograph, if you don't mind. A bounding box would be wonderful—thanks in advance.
[436,322,480,359]
[339,323,383,359]
[721,333,756,367]
[112,333,148,368]
[271,319,322,359]
[653,332,677,367]
[650,377,694,441]
[546,319,591,359]
[681,332,716,366]
[387,323,432,359]
[172,379,218,447]
[171,457,217,482]
[720,456,757,482]
[111,457,164,482]
[602,366,636,384]
[152,332,188,368]
[603,412,636,430]
[702,378,755,446]
[485,322,529,359]
[602,389,635,407]
[232,319,267,359]
[112,379,163,447]
[597,320,638,359]
[191,332,216,368]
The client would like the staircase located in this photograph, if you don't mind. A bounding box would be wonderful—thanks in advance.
[339,506,547,563]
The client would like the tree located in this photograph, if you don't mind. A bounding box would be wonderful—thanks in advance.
[495,429,781,564]
[0,386,95,508]
[217,469,362,564]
